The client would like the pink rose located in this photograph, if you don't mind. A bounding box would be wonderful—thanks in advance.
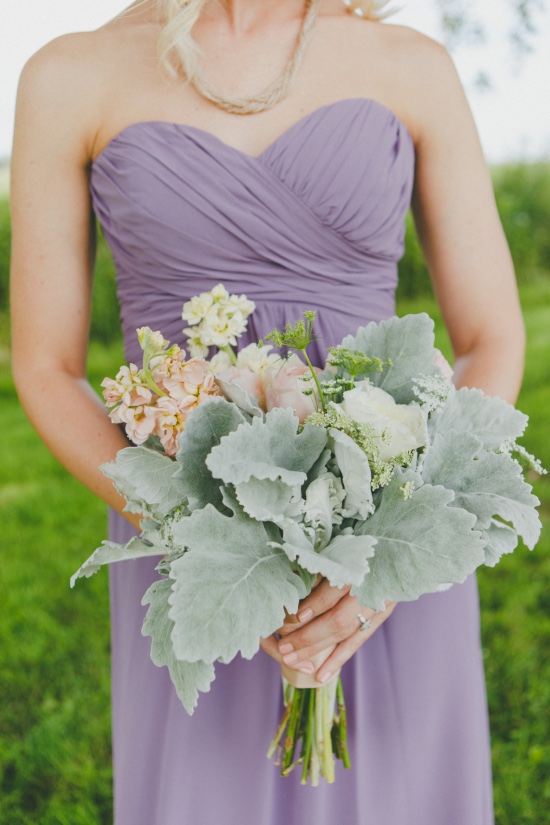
[219,366,266,409]
[263,354,320,423]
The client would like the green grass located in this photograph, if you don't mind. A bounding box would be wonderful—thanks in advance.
[0,291,549,824]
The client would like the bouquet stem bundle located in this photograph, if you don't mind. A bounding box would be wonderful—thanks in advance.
[267,677,350,785]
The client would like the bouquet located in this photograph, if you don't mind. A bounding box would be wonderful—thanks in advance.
[72,284,544,786]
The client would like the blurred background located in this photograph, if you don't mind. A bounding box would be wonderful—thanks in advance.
[0,2,549,823]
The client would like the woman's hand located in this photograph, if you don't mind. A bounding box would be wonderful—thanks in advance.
[261,580,396,685]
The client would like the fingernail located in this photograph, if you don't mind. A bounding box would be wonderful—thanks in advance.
[279,643,293,655]
[318,671,332,685]
[283,652,298,665]
[299,662,314,674]
[298,607,313,623]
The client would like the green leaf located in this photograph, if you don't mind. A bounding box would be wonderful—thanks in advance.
[330,429,374,519]
[168,497,306,663]
[482,520,519,567]
[214,376,263,418]
[101,446,187,518]
[142,578,215,715]
[353,482,486,611]
[428,387,528,450]
[341,314,440,404]
[422,431,541,549]
[276,523,376,589]
[174,398,245,511]
[70,535,164,588]
[206,407,327,488]
[235,477,304,526]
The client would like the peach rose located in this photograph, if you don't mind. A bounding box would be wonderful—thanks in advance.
[263,354,320,423]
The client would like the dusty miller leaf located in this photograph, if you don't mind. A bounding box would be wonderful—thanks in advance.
[142,578,215,715]
[214,376,263,418]
[235,477,304,526]
[353,482,486,611]
[276,523,376,589]
[428,387,528,450]
[70,535,164,588]
[101,446,187,518]
[174,398,245,511]
[330,429,375,519]
[422,431,541,549]
[206,407,327,488]
[341,314,440,404]
[482,520,519,567]
[168,497,306,663]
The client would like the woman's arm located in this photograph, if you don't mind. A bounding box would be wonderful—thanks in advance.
[409,38,525,402]
[267,35,526,683]
[10,35,141,531]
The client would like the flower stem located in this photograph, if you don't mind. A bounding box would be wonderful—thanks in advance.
[336,677,351,770]
[301,349,327,411]
[266,686,294,760]
[220,345,238,366]
[322,685,335,783]
[142,367,168,398]
[300,689,315,785]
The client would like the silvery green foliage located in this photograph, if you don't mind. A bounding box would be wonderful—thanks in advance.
[329,429,375,519]
[275,523,376,589]
[422,431,541,549]
[429,387,528,450]
[303,473,346,549]
[70,535,165,588]
[142,578,215,714]
[174,398,245,511]
[307,448,332,483]
[101,446,188,518]
[214,376,263,418]
[353,481,487,611]
[482,520,519,567]
[235,477,304,526]
[342,314,440,404]
[168,493,306,664]
[206,407,327,487]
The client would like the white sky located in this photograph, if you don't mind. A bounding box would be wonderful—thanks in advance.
[1,0,549,162]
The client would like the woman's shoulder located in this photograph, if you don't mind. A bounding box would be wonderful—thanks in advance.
[16,17,151,163]
[343,19,466,143]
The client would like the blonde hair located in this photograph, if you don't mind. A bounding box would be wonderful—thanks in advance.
[155,1,391,79]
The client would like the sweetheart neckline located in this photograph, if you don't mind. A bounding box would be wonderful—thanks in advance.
[90,97,414,168]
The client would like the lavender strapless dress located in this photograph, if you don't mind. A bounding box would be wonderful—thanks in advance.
[90,98,494,825]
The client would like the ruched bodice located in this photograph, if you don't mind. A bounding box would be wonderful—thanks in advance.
[95,97,494,825]
[90,98,414,364]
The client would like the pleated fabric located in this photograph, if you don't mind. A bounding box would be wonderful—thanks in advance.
[91,97,494,825]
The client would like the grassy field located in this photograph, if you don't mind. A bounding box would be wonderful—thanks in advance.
[0,285,549,824]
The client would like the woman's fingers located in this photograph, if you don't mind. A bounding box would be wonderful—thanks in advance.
[278,596,373,667]
[260,634,283,664]
[315,602,397,684]
[277,579,350,637]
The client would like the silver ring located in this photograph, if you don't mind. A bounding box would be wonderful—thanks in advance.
[358,613,372,632]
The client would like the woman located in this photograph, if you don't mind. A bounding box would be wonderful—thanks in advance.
[10,1,525,823]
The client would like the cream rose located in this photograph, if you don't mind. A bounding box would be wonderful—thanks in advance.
[336,383,428,462]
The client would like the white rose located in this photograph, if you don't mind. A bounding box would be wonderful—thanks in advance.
[337,383,428,462]
[236,343,280,374]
